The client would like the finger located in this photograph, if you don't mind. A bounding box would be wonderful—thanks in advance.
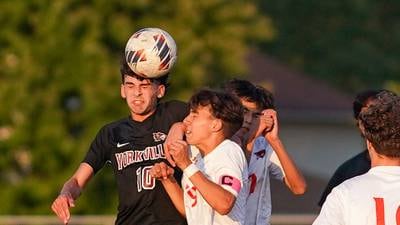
[164,143,176,167]
[68,197,75,208]
[53,197,70,224]
[150,164,160,178]
[159,163,169,179]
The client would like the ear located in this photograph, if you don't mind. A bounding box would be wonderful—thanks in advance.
[156,85,166,99]
[121,84,126,99]
[211,119,223,132]
[366,139,375,153]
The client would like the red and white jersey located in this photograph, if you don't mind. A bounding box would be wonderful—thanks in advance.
[182,140,249,225]
[313,166,400,225]
[245,136,285,225]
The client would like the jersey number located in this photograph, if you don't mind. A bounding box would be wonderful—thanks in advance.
[136,166,155,192]
[185,185,198,207]
[249,173,257,194]
[374,197,400,225]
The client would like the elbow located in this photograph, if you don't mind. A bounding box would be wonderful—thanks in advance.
[215,196,235,215]
[292,183,307,195]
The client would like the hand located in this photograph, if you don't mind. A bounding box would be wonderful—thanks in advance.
[51,192,75,224]
[168,140,192,170]
[255,109,275,137]
[150,162,174,180]
[263,110,279,142]
[164,123,186,167]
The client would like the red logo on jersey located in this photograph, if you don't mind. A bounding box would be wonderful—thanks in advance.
[185,185,198,207]
[254,149,266,159]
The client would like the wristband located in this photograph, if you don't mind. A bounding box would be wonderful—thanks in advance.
[183,163,199,178]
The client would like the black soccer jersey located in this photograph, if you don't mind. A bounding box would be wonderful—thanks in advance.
[83,100,188,225]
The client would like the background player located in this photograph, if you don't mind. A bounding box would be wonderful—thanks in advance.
[150,89,248,225]
[313,90,400,225]
[318,90,382,206]
[224,79,306,225]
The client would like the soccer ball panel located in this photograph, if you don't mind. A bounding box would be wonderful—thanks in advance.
[125,28,177,78]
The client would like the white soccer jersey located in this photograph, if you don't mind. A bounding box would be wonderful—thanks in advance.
[245,136,285,225]
[313,166,400,225]
[182,140,249,225]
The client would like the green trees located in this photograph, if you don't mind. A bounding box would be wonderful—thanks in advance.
[258,0,400,93]
[0,0,273,213]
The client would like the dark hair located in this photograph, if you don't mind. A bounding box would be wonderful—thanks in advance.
[119,57,169,88]
[353,90,383,120]
[189,89,244,137]
[224,79,274,110]
[255,85,275,110]
[359,90,400,157]
[224,79,258,103]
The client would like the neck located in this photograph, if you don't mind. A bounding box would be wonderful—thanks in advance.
[370,150,400,167]
[131,109,156,122]
[196,135,226,157]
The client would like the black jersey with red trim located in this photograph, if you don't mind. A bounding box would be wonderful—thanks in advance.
[83,100,188,225]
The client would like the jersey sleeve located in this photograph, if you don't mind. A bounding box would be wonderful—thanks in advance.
[214,145,247,197]
[313,186,346,225]
[269,150,285,181]
[82,126,112,174]
[164,100,189,122]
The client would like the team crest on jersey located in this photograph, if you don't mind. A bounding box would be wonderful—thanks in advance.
[254,149,266,159]
[153,132,167,142]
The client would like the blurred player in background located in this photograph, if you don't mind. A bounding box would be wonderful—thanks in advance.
[224,79,306,225]
[318,90,383,206]
[314,90,400,225]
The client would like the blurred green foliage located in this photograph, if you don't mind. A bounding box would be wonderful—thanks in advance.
[0,0,273,214]
[258,0,400,93]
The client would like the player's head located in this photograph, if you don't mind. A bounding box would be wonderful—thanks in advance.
[224,79,259,110]
[255,85,275,110]
[120,58,169,88]
[184,89,244,145]
[358,90,400,158]
[120,59,168,120]
[224,79,273,111]
[353,90,383,120]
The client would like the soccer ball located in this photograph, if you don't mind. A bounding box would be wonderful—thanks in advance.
[125,28,177,78]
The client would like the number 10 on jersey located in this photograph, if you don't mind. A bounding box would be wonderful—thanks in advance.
[136,166,155,192]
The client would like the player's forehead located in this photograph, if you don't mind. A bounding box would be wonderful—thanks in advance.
[124,75,153,85]
[190,105,212,116]
[241,99,259,112]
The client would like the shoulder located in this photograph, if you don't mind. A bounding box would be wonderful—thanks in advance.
[218,140,246,162]
[156,100,189,120]
[159,100,188,111]
[335,150,370,175]
[96,117,130,134]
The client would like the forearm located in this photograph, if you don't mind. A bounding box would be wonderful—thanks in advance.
[161,177,186,216]
[60,178,82,200]
[189,171,235,215]
[269,138,307,194]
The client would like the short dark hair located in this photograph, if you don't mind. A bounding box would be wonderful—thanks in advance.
[255,85,275,110]
[359,90,400,158]
[119,57,169,87]
[353,90,383,120]
[224,79,258,103]
[224,79,274,110]
[189,89,244,137]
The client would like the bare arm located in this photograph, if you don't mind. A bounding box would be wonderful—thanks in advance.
[263,110,307,195]
[150,162,186,216]
[51,163,94,224]
[164,122,187,167]
[188,170,236,215]
[169,140,236,215]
